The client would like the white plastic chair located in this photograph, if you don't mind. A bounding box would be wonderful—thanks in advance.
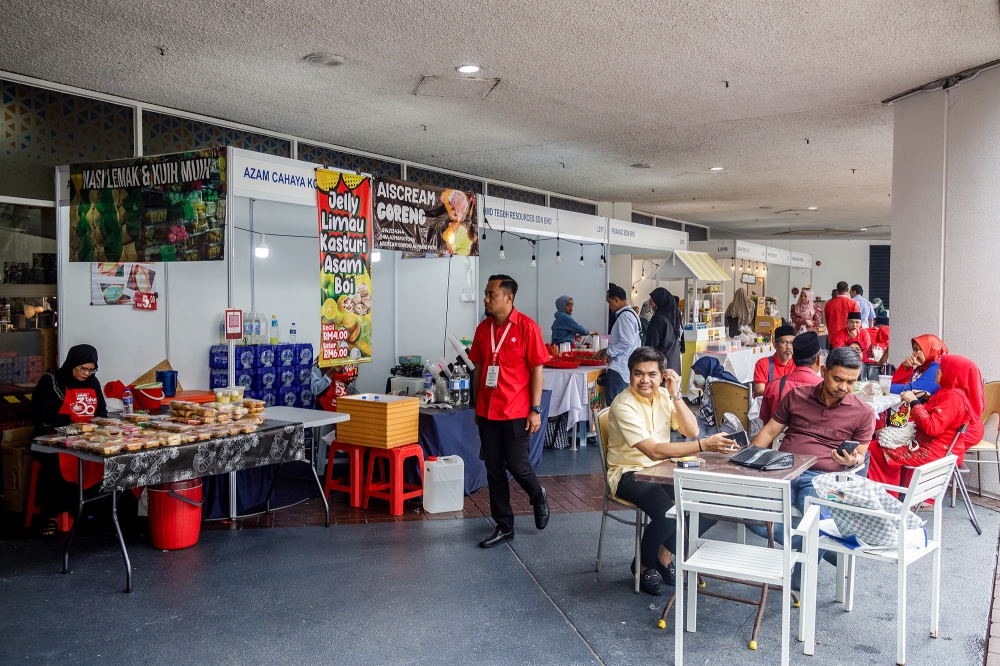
[673,469,821,666]
[802,455,957,666]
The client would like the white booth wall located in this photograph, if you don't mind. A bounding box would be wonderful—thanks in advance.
[479,232,607,340]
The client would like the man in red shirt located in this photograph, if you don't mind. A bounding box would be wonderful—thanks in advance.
[752,325,796,396]
[468,274,551,548]
[829,312,872,358]
[823,281,859,338]
[759,332,824,423]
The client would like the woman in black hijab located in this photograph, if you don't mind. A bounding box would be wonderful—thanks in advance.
[644,288,685,374]
[31,344,108,535]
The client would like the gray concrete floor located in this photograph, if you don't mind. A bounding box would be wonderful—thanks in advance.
[535,443,603,476]
[0,503,995,665]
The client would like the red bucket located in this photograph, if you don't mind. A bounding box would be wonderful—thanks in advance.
[148,479,203,550]
[133,382,164,411]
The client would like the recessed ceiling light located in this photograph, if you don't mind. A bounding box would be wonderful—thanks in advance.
[457,64,480,74]
[807,206,818,211]
[304,52,345,67]
[709,166,724,171]
[631,163,653,169]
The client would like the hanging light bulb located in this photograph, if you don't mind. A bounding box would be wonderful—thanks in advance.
[530,253,536,267]
[482,229,487,240]
[579,254,584,267]
[632,285,638,296]
[731,258,735,270]
[555,236,561,264]
[371,248,381,262]
[641,265,645,278]
[498,233,505,260]
[555,250,561,264]
[599,253,606,267]
[255,234,269,258]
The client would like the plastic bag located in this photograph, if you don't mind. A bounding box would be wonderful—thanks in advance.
[812,473,923,547]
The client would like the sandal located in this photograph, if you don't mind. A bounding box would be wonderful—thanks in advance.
[39,517,58,538]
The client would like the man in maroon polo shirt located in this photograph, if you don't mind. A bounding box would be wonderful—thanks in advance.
[469,274,551,548]
[759,332,824,423]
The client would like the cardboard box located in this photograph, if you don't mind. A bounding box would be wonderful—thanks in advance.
[2,426,37,513]
[335,394,419,449]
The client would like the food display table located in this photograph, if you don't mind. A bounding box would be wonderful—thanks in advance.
[543,366,605,445]
[31,419,313,593]
[685,346,775,399]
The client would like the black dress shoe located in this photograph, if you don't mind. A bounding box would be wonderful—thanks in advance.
[479,526,514,548]
[534,488,550,530]
[656,559,676,586]
[640,568,664,596]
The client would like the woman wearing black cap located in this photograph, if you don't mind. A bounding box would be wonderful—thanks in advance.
[752,325,796,396]
[30,344,109,535]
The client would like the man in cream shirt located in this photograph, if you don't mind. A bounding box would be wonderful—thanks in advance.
[606,346,735,595]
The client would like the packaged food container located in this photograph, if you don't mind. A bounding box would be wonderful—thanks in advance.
[229,386,245,402]
[214,388,232,404]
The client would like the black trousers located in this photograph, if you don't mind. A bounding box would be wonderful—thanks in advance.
[616,471,716,568]
[478,417,543,532]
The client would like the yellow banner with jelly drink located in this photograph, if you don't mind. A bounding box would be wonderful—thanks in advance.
[316,169,373,367]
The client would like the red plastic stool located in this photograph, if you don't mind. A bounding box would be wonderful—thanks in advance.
[24,460,42,528]
[362,444,424,516]
[324,441,368,508]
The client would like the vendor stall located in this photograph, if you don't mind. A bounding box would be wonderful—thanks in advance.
[684,344,776,400]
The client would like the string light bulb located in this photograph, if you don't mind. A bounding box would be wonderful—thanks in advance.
[579,253,584,267]
[482,229,487,240]
[599,253,606,267]
[731,258,735,270]
[498,232,505,260]
[254,234,269,258]
[555,250,561,264]
[530,253,536,267]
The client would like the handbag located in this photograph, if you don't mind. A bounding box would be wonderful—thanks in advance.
[877,422,918,451]
[812,473,923,548]
[728,445,794,471]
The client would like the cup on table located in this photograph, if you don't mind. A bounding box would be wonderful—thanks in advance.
[819,349,829,366]
[879,374,892,395]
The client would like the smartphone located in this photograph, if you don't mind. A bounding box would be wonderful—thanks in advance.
[728,431,750,450]
[837,440,860,456]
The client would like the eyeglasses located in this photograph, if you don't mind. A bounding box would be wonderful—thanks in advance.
[77,367,96,376]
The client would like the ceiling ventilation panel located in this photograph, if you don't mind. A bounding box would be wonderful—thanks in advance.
[414,76,500,100]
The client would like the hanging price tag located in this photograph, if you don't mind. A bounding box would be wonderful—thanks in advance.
[134,293,158,310]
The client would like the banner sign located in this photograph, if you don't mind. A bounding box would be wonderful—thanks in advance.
[69,148,226,262]
[373,178,478,255]
[316,169,373,367]
[90,262,157,306]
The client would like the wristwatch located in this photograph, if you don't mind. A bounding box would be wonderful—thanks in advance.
[530,405,543,414]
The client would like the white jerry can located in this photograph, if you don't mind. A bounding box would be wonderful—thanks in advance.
[423,455,465,513]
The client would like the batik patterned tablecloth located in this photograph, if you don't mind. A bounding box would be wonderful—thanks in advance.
[98,420,305,491]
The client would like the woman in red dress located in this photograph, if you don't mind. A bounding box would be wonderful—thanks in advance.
[868,354,985,486]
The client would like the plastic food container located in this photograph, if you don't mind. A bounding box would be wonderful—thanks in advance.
[229,386,245,403]
[214,388,231,404]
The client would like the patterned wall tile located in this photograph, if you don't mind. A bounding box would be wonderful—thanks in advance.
[1,80,134,200]
[549,195,597,216]
[142,110,290,157]
[297,143,401,179]
[486,183,545,206]
[406,166,483,194]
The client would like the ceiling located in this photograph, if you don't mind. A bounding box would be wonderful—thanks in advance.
[3,1,999,240]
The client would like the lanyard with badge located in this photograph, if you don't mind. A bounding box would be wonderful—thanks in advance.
[485,320,513,388]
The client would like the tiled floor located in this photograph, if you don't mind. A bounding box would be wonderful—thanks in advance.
[203,473,609,530]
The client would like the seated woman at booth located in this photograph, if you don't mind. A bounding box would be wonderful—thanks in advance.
[890,334,947,396]
[31,344,109,536]
[868,355,984,486]
[551,295,597,345]
[790,288,822,333]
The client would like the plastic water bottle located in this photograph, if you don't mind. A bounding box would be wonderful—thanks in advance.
[460,367,471,406]
[449,368,461,404]
[251,312,261,344]
[122,388,134,416]
[422,362,433,393]
[289,322,297,344]
[219,321,226,345]
[269,315,279,344]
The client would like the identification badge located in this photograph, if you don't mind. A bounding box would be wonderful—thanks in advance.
[485,365,500,388]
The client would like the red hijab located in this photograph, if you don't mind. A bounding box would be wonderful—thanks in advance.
[912,334,948,373]
[936,354,984,419]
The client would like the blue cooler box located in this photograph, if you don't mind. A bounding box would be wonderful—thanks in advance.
[294,344,313,367]
[256,367,277,391]
[235,345,257,369]
[209,345,229,369]
[298,387,314,408]
[275,344,295,367]
[210,368,229,389]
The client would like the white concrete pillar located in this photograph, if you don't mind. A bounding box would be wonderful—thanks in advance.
[890,65,1000,381]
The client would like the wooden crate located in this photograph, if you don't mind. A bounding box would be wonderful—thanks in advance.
[335,393,419,449]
